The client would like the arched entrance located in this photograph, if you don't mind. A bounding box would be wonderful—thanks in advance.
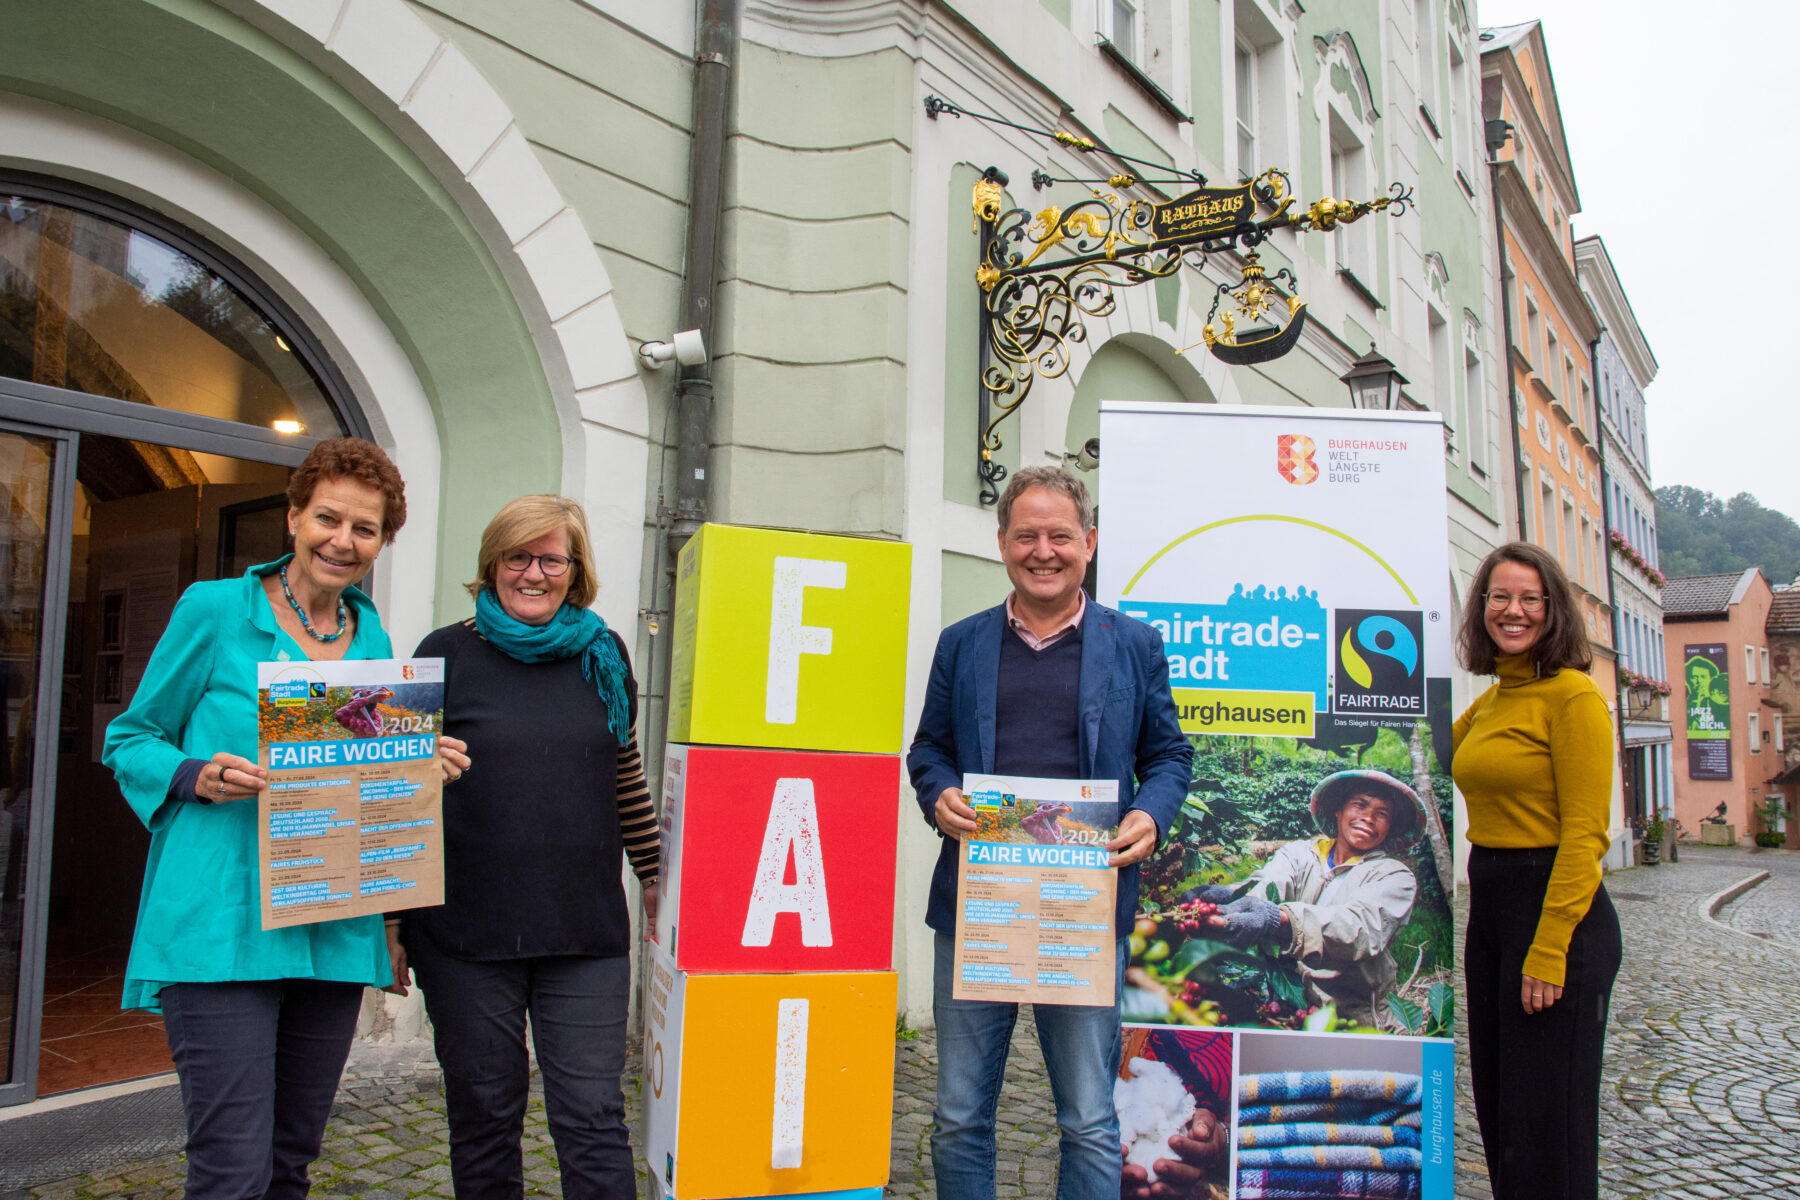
[0,177,368,1103]
[0,0,653,1104]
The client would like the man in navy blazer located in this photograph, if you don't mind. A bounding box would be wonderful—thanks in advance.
[908,466,1193,1200]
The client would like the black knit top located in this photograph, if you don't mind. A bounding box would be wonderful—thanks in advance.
[994,619,1084,780]
[400,619,656,960]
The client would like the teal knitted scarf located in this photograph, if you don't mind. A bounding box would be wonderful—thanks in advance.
[474,589,631,745]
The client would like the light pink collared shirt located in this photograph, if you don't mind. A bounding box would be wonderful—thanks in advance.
[1005,590,1087,651]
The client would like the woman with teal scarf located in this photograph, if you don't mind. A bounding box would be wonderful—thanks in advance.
[394,495,657,1200]
[102,438,470,1200]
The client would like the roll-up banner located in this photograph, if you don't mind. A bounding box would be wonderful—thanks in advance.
[1100,402,1454,1199]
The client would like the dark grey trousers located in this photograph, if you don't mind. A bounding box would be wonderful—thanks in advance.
[160,978,365,1200]
[409,945,634,1200]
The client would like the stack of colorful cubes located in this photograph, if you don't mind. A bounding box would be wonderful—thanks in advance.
[644,524,912,1200]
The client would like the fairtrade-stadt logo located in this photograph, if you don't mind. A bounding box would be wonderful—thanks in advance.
[1334,608,1424,715]
[1276,434,1318,485]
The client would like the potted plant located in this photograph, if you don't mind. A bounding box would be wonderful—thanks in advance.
[1756,795,1788,849]
[1642,815,1665,865]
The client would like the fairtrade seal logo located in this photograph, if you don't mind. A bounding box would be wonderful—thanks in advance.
[1334,608,1424,715]
[1276,433,1318,485]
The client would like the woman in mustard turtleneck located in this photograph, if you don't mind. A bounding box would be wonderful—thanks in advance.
[1452,541,1622,1200]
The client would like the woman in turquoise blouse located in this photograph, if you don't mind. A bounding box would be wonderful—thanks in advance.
[103,438,468,1200]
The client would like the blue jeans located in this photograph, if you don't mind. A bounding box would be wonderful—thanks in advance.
[409,944,634,1200]
[931,930,1125,1200]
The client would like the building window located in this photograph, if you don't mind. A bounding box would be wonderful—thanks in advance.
[1523,293,1541,368]
[1235,39,1258,174]
[1330,114,1374,287]
[1747,644,1759,685]
[1578,513,1593,591]
[1564,497,1579,585]
[1234,0,1287,181]
[1545,328,1560,396]
[1762,647,1771,684]
[1518,460,1534,540]
[1448,30,1474,184]
[1750,711,1762,753]
[1540,478,1556,558]
[1463,338,1486,472]
[1428,305,1451,420]
[1099,0,1143,63]
[1417,0,1441,133]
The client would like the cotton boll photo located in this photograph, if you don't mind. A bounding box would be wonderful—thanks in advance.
[1115,1056,1196,1182]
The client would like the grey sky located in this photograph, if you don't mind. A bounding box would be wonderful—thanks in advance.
[1473,2,1799,523]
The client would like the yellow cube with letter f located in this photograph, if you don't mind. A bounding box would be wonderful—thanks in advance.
[667,525,912,755]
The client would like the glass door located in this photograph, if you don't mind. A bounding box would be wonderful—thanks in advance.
[0,425,74,1106]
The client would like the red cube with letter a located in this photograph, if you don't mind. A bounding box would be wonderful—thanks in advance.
[656,744,899,974]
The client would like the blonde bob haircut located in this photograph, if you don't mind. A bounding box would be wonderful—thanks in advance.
[465,495,598,610]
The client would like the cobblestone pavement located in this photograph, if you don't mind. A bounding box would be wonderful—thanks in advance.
[18,846,1798,1200]
[1454,844,1800,1200]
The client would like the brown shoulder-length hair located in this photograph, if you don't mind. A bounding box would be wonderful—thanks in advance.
[286,437,407,544]
[464,495,598,610]
[1458,540,1592,676]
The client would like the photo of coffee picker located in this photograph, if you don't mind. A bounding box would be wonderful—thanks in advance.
[1123,703,1455,1036]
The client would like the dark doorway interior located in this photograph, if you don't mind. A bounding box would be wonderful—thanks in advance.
[36,432,287,1095]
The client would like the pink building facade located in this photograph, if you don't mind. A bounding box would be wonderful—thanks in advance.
[1664,570,1778,841]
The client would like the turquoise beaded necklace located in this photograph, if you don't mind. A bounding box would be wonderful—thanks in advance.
[279,564,349,643]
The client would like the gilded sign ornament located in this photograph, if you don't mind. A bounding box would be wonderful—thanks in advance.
[925,95,1414,503]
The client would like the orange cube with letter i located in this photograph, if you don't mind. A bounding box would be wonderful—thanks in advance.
[642,942,896,1199]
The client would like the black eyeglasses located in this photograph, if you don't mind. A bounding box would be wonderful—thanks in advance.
[501,550,573,577]
[1484,590,1545,612]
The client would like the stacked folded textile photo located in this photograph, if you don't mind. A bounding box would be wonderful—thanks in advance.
[1235,1070,1424,1200]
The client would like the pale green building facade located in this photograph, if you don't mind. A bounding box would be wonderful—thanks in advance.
[0,0,1509,1096]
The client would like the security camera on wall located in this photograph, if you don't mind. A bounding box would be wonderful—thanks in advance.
[638,328,706,371]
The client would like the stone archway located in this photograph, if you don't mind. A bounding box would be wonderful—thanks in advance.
[234,0,651,629]
[0,0,652,626]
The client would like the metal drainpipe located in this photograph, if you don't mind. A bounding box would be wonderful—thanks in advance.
[637,0,738,1004]
[669,0,739,568]
[1485,121,1529,540]
[1590,332,1638,839]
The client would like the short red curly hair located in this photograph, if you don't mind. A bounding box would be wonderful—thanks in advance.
[286,437,407,544]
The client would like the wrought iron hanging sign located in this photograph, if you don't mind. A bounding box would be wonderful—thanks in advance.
[926,95,1414,503]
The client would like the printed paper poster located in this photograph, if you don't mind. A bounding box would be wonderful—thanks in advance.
[1099,403,1455,1047]
[952,773,1119,1006]
[256,658,444,929]
[1683,643,1731,780]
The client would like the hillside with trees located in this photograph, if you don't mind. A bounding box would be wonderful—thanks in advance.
[1655,486,1800,584]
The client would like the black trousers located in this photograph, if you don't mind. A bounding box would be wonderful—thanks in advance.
[159,978,366,1200]
[1464,846,1622,1200]
[409,941,635,1200]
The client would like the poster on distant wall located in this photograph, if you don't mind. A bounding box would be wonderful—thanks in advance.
[1099,402,1456,1197]
[1684,643,1731,780]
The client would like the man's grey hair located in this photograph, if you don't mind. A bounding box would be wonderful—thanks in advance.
[996,466,1096,533]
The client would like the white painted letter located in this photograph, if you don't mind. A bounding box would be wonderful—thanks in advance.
[771,998,809,1169]
[766,556,847,724]
[741,778,833,947]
